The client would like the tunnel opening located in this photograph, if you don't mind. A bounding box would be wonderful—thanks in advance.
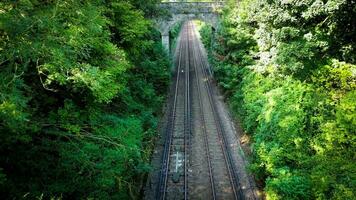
[158,18,217,55]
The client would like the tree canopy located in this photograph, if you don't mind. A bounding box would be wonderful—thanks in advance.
[0,0,169,199]
[200,0,355,199]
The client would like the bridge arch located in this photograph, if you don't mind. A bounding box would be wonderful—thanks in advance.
[157,13,219,36]
[153,2,224,53]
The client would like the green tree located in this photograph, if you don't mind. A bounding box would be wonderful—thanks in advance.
[200,0,356,199]
[0,0,169,199]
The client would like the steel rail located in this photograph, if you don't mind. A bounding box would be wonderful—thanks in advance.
[195,23,243,200]
[184,21,191,200]
[189,21,217,200]
[190,22,241,200]
[157,23,187,200]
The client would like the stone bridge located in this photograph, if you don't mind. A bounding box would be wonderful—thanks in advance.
[154,1,225,53]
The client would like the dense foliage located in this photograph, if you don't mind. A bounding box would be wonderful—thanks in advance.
[170,22,183,54]
[200,0,355,199]
[0,0,169,199]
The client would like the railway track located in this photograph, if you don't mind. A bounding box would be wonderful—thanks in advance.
[157,21,245,200]
[190,21,241,200]
[157,22,191,200]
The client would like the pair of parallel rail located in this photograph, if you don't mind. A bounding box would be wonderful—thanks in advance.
[157,21,190,200]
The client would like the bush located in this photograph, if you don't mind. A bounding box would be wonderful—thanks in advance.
[200,0,356,199]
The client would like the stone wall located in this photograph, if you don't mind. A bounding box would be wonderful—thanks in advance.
[153,2,224,53]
